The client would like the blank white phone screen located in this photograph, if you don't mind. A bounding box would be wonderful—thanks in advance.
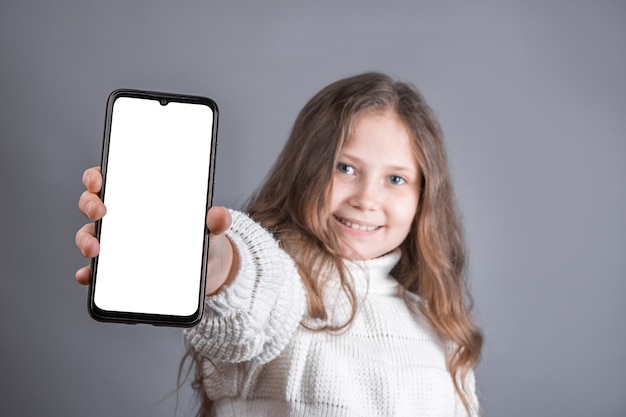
[94,97,214,316]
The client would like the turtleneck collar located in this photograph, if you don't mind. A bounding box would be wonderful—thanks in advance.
[341,249,402,295]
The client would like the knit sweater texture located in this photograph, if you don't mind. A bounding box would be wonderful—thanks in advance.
[184,210,478,417]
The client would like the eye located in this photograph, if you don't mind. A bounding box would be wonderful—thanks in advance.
[336,162,355,175]
[388,175,407,185]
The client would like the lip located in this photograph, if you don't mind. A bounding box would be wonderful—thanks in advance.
[333,215,381,234]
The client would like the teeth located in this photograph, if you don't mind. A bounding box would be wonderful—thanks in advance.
[336,216,379,232]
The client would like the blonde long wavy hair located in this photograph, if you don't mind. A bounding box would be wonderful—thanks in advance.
[183,72,483,415]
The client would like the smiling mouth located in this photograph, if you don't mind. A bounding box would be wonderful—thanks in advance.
[334,216,381,232]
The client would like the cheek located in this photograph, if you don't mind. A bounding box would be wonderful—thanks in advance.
[395,213,416,238]
[392,196,419,233]
[328,181,346,210]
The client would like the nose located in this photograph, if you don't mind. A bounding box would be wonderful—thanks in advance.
[349,178,381,210]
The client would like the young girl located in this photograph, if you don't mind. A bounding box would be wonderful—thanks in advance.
[76,72,483,416]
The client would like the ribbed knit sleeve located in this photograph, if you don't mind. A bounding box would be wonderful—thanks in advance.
[184,210,306,364]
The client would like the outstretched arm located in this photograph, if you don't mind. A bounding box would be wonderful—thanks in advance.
[185,210,307,365]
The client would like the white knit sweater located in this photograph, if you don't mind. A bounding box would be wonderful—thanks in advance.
[184,210,478,417]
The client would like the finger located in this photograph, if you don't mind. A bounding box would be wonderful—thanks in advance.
[75,223,100,258]
[82,167,103,193]
[206,206,232,237]
[78,190,107,221]
[75,265,92,286]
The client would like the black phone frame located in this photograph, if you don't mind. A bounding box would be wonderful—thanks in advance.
[88,89,219,327]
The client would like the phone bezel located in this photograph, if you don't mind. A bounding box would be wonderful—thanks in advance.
[87,89,218,327]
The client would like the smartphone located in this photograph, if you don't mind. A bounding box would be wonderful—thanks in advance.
[88,89,218,327]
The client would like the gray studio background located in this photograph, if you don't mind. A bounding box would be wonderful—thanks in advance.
[1,1,624,416]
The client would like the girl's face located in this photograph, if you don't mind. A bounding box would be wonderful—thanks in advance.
[329,111,420,260]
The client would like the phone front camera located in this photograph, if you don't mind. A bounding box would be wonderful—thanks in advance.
[159,99,168,106]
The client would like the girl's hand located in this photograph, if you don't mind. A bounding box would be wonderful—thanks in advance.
[204,206,239,295]
[74,167,238,296]
[75,167,106,285]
